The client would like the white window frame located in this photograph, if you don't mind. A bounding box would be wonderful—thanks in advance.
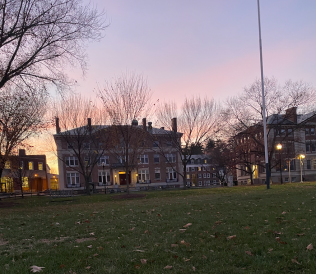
[154,154,160,163]
[138,169,150,183]
[165,154,176,163]
[66,172,80,187]
[98,170,111,185]
[207,173,211,178]
[65,156,79,167]
[166,167,177,181]
[198,181,202,186]
[139,154,149,164]
[203,173,206,178]
[98,156,109,166]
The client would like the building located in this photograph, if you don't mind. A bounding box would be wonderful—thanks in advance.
[185,155,219,187]
[0,149,49,193]
[236,107,316,184]
[54,118,184,190]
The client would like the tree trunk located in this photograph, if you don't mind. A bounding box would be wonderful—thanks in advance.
[250,172,254,185]
[126,166,130,195]
[85,176,91,195]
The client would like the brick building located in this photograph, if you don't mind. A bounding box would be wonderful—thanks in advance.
[236,107,316,184]
[54,118,184,190]
[1,149,49,193]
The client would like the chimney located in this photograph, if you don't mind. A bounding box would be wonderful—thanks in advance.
[285,107,297,123]
[87,118,91,131]
[142,118,147,131]
[148,122,152,130]
[55,117,60,134]
[19,149,26,156]
[160,127,164,130]
[171,118,177,133]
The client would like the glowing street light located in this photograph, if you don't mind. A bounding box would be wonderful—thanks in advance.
[276,144,283,184]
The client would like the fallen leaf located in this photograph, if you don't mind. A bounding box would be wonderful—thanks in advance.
[93,253,98,257]
[59,264,65,268]
[274,231,282,235]
[291,258,301,265]
[245,251,253,256]
[184,258,190,262]
[282,211,286,214]
[183,223,192,228]
[134,264,140,269]
[134,249,145,252]
[97,246,103,250]
[129,227,135,231]
[192,266,196,271]
[244,226,250,230]
[171,244,178,247]
[297,233,305,236]
[85,266,91,270]
[140,259,147,264]
[87,245,92,248]
[268,248,273,253]
[307,244,313,250]
[30,266,45,273]
[89,232,95,236]
[202,255,207,259]
[164,265,173,269]
[179,229,186,232]
[227,235,236,240]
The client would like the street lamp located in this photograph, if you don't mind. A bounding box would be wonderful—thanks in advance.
[276,144,283,184]
[102,162,106,194]
[299,154,305,183]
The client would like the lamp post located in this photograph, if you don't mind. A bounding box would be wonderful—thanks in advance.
[299,154,305,183]
[276,144,283,184]
[102,162,106,194]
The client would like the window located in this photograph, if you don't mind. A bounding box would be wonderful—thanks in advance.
[202,166,206,171]
[306,128,310,135]
[67,142,74,149]
[203,173,206,178]
[213,173,216,178]
[207,173,211,178]
[153,141,159,147]
[154,154,160,163]
[306,141,315,153]
[307,160,311,170]
[98,170,110,185]
[84,157,90,166]
[206,166,210,171]
[290,159,295,171]
[198,166,202,171]
[4,161,10,169]
[67,172,79,186]
[29,161,34,170]
[204,159,207,164]
[186,167,190,172]
[281,129,286,136]
[65,157,78,167]
[285,177,289,182]
[191,167,195,172]
[20,161,23,169]
[83,143,90,149]
[138,154,149,164]
[205,180,210,186]
[138,169,150,182]
[288,128,293,136]
[98,156,109,165]
[198,181,202,186]
[166,141,172,147]
[165,154,176,163]
[311,128,315,135]
[312,141,316,152]
[118,156,126,164]
[155,168,161,180]
[38,162,43,171]
[22,177,29,188]
[187,174,190,179]
[198,174,202,178]
[213,180,217,184]
[166,167,177,181]
[191,159,195,164]
[99,143,104,149]
[306,141,310,153]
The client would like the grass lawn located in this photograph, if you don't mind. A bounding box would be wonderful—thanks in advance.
[1,183,316,273]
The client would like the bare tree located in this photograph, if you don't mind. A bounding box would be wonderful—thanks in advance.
[0,0,106,91]
[156,96,218,188]
[0,85,48,181]
[53,94,107,195]
[222,77,316,183]
[98,73,152,194]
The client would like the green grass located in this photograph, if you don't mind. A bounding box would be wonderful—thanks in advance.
[1,183,316,273]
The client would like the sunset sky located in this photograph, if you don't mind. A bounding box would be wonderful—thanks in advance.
[45,0,316,171]
[69,0,316,105]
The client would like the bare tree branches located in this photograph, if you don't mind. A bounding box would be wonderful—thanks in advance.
[0,0,106,91]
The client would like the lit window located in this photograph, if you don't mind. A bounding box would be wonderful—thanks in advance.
[187,174,190,179]
[22,177,29,188]
[198,166,202,171]
[204,159,207,164]
[29,162,34,170]
[4,161,10,169]
[38,162,43,171]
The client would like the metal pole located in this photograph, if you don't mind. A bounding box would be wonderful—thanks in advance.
[300,157,303,183]
[279,151,283,184]
[257,0,270,189]
[289,160,291,183]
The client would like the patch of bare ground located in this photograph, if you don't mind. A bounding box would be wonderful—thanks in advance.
[0,237,9,245]
[39,237,70,244]
[75,238,97,243]
[112,194,146,200]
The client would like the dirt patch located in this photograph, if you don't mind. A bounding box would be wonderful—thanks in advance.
[112,194,146,200]
[0,202,18,208]
[0,238,9,246]
[76,237,97,243]
[39,237,70,244]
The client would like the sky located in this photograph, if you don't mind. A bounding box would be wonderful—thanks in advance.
[45,0,316,172]
[69,0,316,105]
